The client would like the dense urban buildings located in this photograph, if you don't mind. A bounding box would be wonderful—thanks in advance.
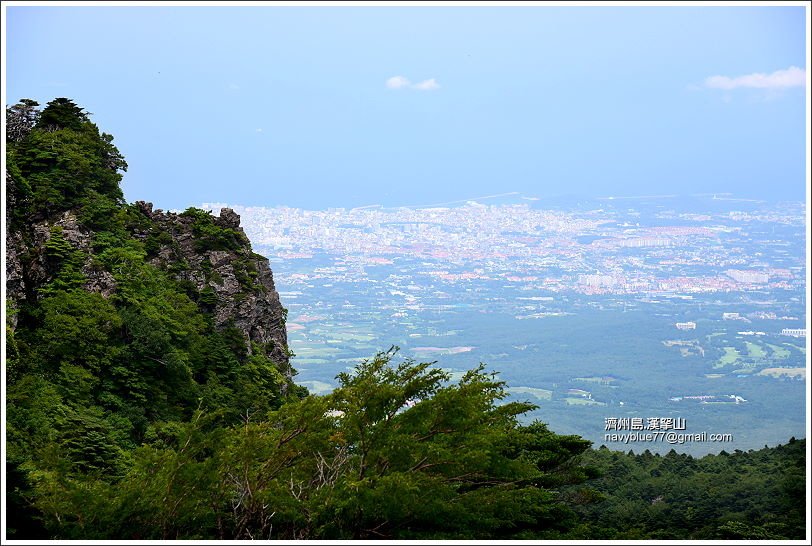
[200,199,805,299]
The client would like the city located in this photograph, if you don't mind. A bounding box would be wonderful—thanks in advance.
[199,196,807,454]
[201,197,805,299]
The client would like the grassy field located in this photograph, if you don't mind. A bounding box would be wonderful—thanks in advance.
[716,346,741,368]
[729,368,756,374]
[766,343,791,359]
[509,386,553,400]
[758,367,806,379]
[324,332,377,342]
[745,341,766,359]
[411,346,475,356]
[292,344,343,356]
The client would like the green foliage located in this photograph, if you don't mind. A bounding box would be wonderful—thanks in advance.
[309,351,592,539]
[716,520,794,540]
[198,285,218,307]
[6,97,126,219]
[5,98,303,540]
[76,190,121,232]
[5,155,33,229]
[231,351,287,416]
[560,439,807,539]
[233,256,259,291]
[27,290,122,379]
[57,407,130,476]
[36,97,90,131]
[5,301,21,383]
[17,127,125,213]
[19,351,595,540]
[143,228,174,257]
[181,207,248,252]
[39,226,87,295]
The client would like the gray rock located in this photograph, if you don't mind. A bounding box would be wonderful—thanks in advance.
[217,207,241,229]
[82,264,117,297]
[6,201,290,376]
[5,231,26,328]
[143,206,290,374]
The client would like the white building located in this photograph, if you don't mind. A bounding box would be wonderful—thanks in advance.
[676,322,696,330]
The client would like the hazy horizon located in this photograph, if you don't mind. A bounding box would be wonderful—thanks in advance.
[5,4,807,211]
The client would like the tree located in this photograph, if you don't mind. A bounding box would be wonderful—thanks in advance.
[8,97,127,217]
[312,349,592,539]
[5,97,305,540]
[36,97,89,131]
[19,351,596,540]
[6,98,40,142]
[182,352,588,538]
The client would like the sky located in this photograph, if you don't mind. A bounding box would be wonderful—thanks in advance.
[4,4,808,210]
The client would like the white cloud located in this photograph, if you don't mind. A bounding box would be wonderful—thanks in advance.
[385,75,440,91]
[705,66,806,90]
[255,128,263,133]
[412,78,440,91]
[386,75,411,89]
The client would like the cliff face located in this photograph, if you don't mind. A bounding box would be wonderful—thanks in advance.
[7,98,305,542]
[6,198,117,314]
[5,176,26,322]
[5,180,290,376]
[133,201,290,372]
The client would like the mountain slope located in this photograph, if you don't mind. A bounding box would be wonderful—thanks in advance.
[5,98,305,538]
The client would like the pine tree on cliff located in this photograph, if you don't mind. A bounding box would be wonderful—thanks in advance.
[7,97,126,220]
[5,98,302,539]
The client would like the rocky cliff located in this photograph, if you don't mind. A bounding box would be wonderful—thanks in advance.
[133,201,290,372]
[6,97,305,541]
[5,173,290,378]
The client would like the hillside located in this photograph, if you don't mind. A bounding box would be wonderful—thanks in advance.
[564,439,806,539]
[5,98,305,538]
[4,98,807,541]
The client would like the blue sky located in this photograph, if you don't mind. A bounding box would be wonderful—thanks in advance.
[4,5,808,209]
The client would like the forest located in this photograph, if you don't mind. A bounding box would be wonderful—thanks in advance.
[4,98,807,540]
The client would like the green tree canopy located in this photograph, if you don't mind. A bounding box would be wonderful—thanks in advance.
[6,97,127,219]
[36,97,90,131]
[23,350,594,540]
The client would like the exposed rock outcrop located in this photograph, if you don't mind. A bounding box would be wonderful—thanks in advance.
[5,195,289,374]
[7,209,117,306]
[134,202,289,371]
[6,173,26,326]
